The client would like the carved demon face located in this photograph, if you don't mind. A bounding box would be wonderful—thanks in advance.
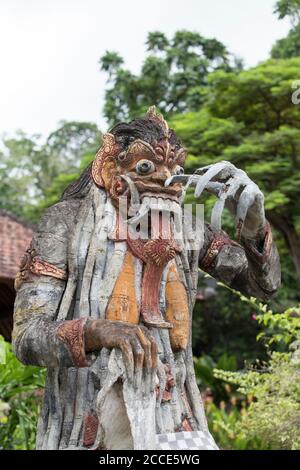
[91,107,187,225]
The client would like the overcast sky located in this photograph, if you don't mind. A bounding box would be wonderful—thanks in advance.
[0,0,290,138]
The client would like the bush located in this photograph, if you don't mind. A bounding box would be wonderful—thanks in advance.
[0,336,45,450]
[210,298,300,450]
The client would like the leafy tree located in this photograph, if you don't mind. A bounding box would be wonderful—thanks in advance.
[40,121,100,191]
[99,30,241,125]
[272,24,300,59]
[0,131,42,221]
[272,0,300,58]
[0,121,101,222]
[274,0,300,25]
[33,121,101,217]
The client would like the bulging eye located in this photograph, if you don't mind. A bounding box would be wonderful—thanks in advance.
[175,165,184,175]
[136,159,155,175]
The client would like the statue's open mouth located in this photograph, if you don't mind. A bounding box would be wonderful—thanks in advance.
[132,179,182,199]
[120,175,182,229]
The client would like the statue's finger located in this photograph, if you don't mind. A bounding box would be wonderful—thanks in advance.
[134,328,152,371]
[205,181,227,196]
[137,327,158,370]
[120,339,134,383]
[143,368,152,397]
[210,195,226,231]
[194,161,230,198]
[165,174,190,187]
[130,336,145,371]
[235,187,256,240]
[134,368,143,391]
[194,164,213,175]
[226,177,245,202]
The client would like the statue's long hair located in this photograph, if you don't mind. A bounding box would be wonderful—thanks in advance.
[61,162,93,201]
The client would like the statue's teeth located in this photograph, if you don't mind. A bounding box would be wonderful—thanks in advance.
[128,196,182,228]
[127,198,149,224]
[150,197,158,211]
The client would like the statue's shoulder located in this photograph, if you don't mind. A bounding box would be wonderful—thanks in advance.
[29,199,84,270]
[37,198,83,236]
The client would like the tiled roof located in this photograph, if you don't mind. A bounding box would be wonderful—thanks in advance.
[0,209,34,280]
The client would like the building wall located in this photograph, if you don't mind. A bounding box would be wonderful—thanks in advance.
[0,210,33,341]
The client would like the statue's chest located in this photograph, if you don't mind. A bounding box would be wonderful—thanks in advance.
[105,248,190,351]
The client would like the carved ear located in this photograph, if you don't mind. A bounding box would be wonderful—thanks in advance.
[92,133,119,187]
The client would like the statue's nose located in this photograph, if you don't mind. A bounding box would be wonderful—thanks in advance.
[152,168,172,184]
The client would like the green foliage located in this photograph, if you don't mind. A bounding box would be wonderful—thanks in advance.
[274,0,300,24]
[0,121,101,222]
[272,0,300,57]
[0,337,45,450]
[256,305,300,346]
[205,401,266,450]
[194,353,237,403]
[272,23,300,58]
[192,279,267,365]
[0,131,42,221]
[210,300,300,450]
[214,350,300,450]
[99,30,240,125]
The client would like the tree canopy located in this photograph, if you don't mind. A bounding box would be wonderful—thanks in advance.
[0,122,101,221]
[99,30,241,126]
[272,0,300,58]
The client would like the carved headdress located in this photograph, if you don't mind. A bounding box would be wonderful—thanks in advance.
[91,106,187,189]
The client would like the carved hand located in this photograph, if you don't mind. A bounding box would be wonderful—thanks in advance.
[166,161,266,240]
[84,319,158,382]
[208,163,266,240]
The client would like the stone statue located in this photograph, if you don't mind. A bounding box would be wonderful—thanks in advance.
[12,107,281,450]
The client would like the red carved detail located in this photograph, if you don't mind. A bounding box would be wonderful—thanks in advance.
[15,243,67,290]
[91,133,120,187]
[144,238,177,267]
[141,263,171,328]
[162,390,172,402]
[146,106,169,137]
[200,233,239,270]
[162,363,175,403]
[83,412,99,447]
[181,417,193,432]
[127,234,180,328]
[126,237,147,263]
[176,389,195,432]
[56,318,88,368]
[31,258,67,279]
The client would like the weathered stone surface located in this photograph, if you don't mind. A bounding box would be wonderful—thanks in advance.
[12,108,281,450]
